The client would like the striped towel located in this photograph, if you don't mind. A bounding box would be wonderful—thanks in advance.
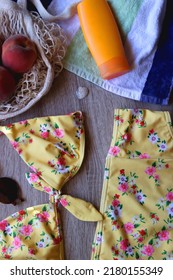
[47,0,172,105]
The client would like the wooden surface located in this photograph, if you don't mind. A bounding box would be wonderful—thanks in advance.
[0,69,173,259]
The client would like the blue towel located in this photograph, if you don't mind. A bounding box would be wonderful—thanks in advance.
[140,0,173,105]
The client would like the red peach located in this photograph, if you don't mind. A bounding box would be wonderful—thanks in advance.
[0,66,16,103]
[2,34,37,73]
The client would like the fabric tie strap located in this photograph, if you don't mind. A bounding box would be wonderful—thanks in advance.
[26,172,103,222]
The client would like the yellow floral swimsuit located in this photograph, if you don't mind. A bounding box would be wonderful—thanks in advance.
[1,109,173,260]
[0,111,102,260]
[92,109,173,260]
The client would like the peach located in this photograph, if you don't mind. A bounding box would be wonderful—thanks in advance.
[2,34,37,73]
[0,35,5,63]
[0,66,16,103]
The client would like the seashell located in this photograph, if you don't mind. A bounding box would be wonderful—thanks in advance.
[76,86,89,99]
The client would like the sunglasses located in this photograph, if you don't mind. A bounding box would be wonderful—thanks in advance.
[0,177,24,205]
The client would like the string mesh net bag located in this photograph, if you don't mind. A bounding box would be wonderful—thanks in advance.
[0,0,72,120]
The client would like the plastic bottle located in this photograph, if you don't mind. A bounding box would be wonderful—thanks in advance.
[77,0,130,80]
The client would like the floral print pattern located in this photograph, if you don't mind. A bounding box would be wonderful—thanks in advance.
[92,109,173,260]
[0,204,62,260]
[0,112,87,260]
[117,169,147,204]
[145,159,169,187]
[130,109,147,128]
[148,129,168,152]
[39,118,65,140]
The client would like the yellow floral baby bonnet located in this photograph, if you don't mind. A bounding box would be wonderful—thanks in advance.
[0,111,102,260]
[92,109,173,260]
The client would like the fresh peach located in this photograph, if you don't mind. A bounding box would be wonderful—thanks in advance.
[2,34,37,73]
[0,35,5,63]
[0,66,16,103]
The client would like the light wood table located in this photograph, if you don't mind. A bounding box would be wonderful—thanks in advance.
[0,69,173,259]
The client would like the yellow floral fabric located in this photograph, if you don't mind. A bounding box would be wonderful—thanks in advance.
[0,111,102,260]
[92,109,173,260]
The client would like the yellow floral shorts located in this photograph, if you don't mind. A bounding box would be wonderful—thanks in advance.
[92,109,173,260]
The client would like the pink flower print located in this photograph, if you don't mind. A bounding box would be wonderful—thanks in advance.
[122,133,132,143]
[43,186,52,194]
[60,198,68,207]
[118,182,129,193]
[28,248,36,255]
[2,247,7,254]
[124,222,134,234]
[20,225,33,236]
[11,141,19,149]
[141,245,154,257]
[29,173,39,183]
[145,166,156,176]
[112,199,120,207]
[41,131,49,139]
[108,146,120,157]
[19,120,28,125]
[17,148,23,155]
[120,239,129,251]
[137,236,144,243]
[13,237,22,249]
[36,211,50,222]
[0,220,8,231]
[153,174,160,181]
[17,216,23,222]
[166,192,173,202]
[158,230,170,241]
[57,157,66,166]
[139,153,150,159]
[53,129,64,138]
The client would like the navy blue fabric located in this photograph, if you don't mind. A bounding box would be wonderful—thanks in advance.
[140,0,173,105]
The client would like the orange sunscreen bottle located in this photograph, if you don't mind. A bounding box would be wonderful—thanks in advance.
[77,0,130,80]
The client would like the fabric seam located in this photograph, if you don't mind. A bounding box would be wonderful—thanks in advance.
[164,111,173,140]
[91,109,119,260]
